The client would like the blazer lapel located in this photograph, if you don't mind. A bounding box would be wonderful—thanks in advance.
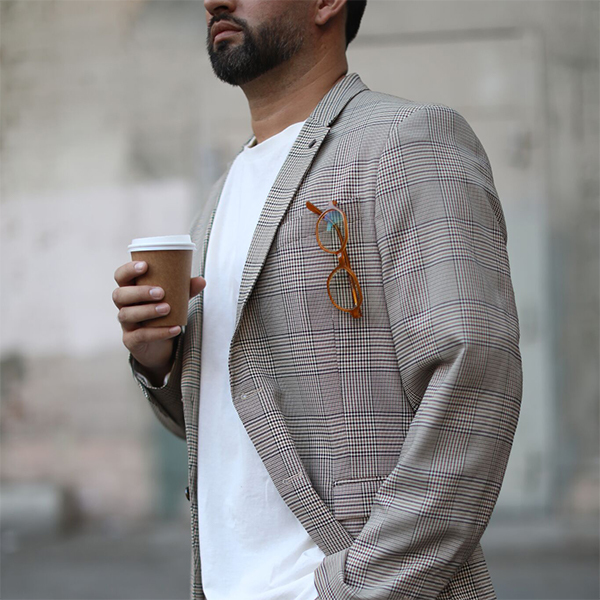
[233,73,368,334]
[192,175,225,277]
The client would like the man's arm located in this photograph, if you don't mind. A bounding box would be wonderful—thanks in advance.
[314,105,522,599]
[113,261,205,440]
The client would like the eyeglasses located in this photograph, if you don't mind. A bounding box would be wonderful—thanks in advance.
[306,200,363,318]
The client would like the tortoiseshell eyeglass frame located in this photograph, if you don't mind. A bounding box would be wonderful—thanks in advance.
[306,199,363,319]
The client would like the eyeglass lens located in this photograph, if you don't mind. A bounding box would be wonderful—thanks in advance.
[328,268,360,310]
[317,209,346,253]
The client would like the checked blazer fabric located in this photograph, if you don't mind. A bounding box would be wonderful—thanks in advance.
[132,73,522,600]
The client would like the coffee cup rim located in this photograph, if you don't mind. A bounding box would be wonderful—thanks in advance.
[128,235,196,252]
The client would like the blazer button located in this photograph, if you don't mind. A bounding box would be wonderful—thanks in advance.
[184,486,190,501]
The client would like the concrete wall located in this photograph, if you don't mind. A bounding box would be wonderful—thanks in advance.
[1,0,597,525]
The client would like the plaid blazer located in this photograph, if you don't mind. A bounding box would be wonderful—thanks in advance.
[133,73,522,600]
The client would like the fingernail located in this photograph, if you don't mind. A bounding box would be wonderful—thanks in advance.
[149,287,163,299]
[169,326,181,335]
[156,303,169,314]
[135,262,146,272]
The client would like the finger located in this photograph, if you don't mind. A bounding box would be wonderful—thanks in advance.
[118,303,171,326]
[189,277,206,299]
[114,261,147,286]
[113,285,164,309]
[125,325,182,347]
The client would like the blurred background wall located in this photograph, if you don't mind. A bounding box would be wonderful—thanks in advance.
[1,1,598,598]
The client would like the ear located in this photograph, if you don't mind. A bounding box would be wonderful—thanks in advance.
[314,0,347,26]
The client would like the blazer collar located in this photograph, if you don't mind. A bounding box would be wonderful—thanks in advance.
[241,73,368,147]
[308,72,368,127]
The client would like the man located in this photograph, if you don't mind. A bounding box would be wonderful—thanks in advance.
[113,0,522,598]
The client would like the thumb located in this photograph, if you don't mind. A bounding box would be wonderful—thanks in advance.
[189,276,206,298]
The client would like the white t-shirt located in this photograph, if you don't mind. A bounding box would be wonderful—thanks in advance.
[197,121,325,600]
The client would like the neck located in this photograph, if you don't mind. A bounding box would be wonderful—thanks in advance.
[241,56,348,144]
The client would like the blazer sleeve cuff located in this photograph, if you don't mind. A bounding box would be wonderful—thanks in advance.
[128,334,186,439]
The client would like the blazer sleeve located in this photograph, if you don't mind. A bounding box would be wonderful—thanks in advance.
[314,105,523,599]
[129,331,186,440]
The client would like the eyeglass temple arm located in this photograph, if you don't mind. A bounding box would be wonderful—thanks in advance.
[306,201,322,215]
[338,251,362,318]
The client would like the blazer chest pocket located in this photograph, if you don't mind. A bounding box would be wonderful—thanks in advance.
[332,476,386,539]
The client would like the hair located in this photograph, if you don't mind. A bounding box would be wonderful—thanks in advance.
[345,0,367,47]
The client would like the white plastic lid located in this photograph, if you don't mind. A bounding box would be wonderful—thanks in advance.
[128,235,196,252]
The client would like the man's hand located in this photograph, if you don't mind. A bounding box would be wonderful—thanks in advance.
[113,260,206,386]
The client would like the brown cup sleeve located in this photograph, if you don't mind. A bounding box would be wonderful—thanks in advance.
[131,250,193,327]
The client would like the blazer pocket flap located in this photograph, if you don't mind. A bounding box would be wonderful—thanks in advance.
[332,476,386,521]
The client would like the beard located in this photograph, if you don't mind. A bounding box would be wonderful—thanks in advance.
[206,14,304,86]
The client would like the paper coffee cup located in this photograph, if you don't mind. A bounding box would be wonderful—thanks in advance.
[129,235,196,327]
